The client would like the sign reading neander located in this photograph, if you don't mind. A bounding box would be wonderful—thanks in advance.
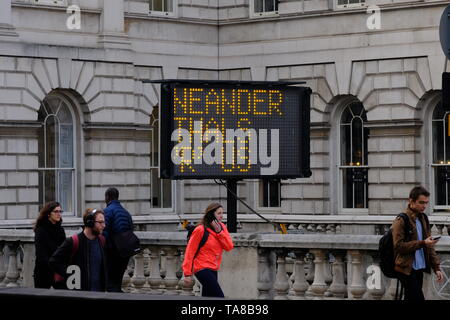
[159,80,312,179]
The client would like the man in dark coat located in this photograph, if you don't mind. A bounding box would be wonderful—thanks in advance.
[49,209,108,291]
[103,187,134,292]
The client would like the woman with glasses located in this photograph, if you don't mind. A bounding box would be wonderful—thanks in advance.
[33,201,66,288]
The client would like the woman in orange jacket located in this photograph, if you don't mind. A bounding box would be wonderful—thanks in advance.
[182,202,234,297]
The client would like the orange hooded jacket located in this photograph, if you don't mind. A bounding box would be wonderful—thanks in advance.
[182,222,234,277]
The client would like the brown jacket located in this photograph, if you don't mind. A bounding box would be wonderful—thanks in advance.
[392,206,441,275]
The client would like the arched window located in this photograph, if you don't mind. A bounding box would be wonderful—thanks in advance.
[431,102,450,208]
[339,101,369,210]
[37,94,76,214]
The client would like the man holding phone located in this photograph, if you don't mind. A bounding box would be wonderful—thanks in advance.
[392,186,444,300]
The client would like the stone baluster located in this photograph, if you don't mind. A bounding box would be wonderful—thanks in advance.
[273,250,290,300]
[159,250,167,293]
[122,260,133,292]
[348,250,366,299]
[366,252,385,300]
[290,250,309,300]
[0,241,6,287]
[5,242,20,287]
[141,248,151,292]
[307,224,316,232]
[179,249,195,296]
[164,247,179,294]
[16,245,23,287]
[148,247,163,293]
[323,252,333,297]
[328,251,347,299]
[308,249,328,299]
[383,278,400,300]
[436,225,444,235]
[131,252,146,293]
[257,249,275,300]
[305,252,315,285]
[297,224,307,232]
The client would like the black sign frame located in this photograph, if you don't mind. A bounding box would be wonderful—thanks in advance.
[159,80,311,180]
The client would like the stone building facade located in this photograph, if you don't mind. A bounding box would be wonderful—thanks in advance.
[0,0,449,233]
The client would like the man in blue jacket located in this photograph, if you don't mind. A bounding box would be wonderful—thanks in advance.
[103,187,134,292]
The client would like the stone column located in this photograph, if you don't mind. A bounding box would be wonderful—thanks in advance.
[98,0,131,49]
[6,242,19,288]
[290,250,309,300]
[328,251,347,299]
[273,250,290,300]
[0,0,18,39]
[348,250,366,299]
[309,249,328,299]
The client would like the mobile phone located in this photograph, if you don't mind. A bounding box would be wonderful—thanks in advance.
[432,236,441,241]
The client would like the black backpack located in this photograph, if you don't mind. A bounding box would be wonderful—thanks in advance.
[186,223,209,258]
[379,213,411,278]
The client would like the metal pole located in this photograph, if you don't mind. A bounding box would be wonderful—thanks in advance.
[226,179,237,233]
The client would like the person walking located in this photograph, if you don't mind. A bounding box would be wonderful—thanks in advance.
[392,186,444,300]
[182,202,234,297]
[33,201,66,288]
[102,187,134,292]
[49,209,108,291]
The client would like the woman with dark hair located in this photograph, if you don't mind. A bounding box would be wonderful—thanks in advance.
[182,202,234,297]
[33,201,66,288]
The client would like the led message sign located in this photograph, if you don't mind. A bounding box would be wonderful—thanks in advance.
[159,81,311,179]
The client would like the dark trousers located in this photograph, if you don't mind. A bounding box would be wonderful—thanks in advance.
[194,269,225,298]
[106,249,130,292]
[397,269,425,300]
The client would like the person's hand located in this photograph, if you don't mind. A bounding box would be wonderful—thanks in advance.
[436,271,444,283]
[211,219,222,233]
[183,276,193,287]
[424,236,438,248]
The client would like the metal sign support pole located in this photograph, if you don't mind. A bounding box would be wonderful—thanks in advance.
[226,179,238,233]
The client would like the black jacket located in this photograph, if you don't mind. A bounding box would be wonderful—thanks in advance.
[33,219,66,288]
[49,231,108,291]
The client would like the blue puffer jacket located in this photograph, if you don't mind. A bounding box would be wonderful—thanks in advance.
[103,200,133,242]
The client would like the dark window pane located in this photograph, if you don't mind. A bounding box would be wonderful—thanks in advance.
[152,0,163,11]
[255,0,263,13]
[269,179,280,207]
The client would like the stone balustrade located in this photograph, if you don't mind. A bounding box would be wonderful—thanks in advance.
[0,229,449,299]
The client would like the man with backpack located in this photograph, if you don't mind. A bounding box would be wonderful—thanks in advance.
[49,209,108,291]
[392,186,444,300]
[102,187,134,293]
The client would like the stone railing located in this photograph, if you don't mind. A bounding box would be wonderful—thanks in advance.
[1,230,449,299]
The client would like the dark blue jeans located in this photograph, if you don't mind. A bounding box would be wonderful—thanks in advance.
[194,269,224,298]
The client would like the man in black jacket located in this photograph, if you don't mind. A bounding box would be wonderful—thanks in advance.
[49,209,108,291]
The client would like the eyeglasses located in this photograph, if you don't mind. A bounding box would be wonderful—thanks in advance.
[95,221,105,225]
[52,210,63,214]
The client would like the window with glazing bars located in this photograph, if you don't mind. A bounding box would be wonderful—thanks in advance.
[432,102,450,208]
[150,107,173,209]
[336,0,365,7]
[254,0,278,13]
[339,102,369,209]
[259,179,281,207]
[150,0,173,12]
[37,95,75,214]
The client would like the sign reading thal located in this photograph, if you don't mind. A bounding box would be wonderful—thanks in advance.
[159,81,311,179]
